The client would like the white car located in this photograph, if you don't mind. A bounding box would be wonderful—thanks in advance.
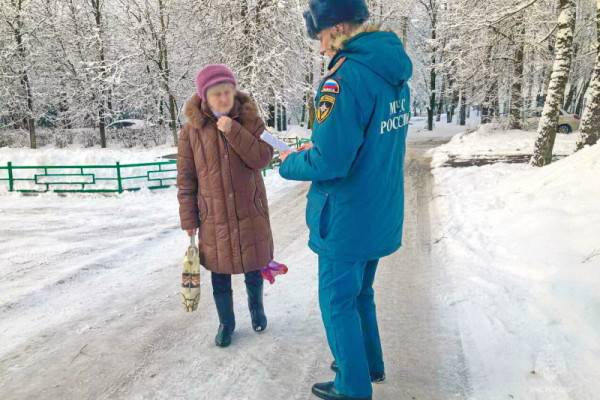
[524,109,580,134]
[106,119,154,130]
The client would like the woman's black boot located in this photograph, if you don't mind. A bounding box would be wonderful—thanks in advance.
[245,272,267,332]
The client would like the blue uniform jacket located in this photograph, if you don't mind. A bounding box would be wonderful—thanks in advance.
[280,30,413,261]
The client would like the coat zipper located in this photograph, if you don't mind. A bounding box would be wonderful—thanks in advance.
[221,133,245,272]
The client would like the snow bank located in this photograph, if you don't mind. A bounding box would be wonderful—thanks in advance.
[0,145,177,167]
[431,124,579,167]
[408,114,479,141]
[277,125,311,139]
[432,144,600,398]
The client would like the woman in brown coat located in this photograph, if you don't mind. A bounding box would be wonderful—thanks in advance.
[177,64,275,347]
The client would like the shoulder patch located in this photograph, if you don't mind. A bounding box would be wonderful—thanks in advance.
[316,94,336,123]
[321,79,340,94]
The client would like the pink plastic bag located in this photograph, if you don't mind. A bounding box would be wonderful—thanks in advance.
[261,261,288,284]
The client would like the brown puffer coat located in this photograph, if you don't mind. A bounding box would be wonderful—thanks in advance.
[177,91,275,274]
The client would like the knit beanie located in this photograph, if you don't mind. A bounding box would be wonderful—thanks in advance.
[194,64,237,101]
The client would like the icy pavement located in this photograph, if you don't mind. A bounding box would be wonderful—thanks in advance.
[0,139,474,399]
[4,131,594,399]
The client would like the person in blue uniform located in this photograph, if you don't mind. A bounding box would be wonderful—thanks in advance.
[278,1,413,399]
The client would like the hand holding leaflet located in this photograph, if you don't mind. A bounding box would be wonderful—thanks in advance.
[260,130,292,152]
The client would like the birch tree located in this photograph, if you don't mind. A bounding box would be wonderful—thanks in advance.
[576,0,600,149]
[531,0,577,166]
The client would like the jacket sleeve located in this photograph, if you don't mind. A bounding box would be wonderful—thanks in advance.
[220,117,274,170]
[177,126,200,230]
[279,84,364,182]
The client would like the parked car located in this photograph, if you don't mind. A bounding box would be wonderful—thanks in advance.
[106,119,154,130]
[524,108,580,134]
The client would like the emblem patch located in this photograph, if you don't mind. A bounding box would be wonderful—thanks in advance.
[317,94,336,123]
[321,79,340,94]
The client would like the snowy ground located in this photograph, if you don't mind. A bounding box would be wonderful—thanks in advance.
[2,119,598,399]
[0,139,470,400]
[0,144,176,167]
[431,131,600,399]
[0,169,298,311]
[431,123,578,167]
[408,114,479,141]
[0,170,313,400]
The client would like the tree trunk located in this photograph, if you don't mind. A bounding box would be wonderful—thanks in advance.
[92,0,108,148]
[158,0,178,144]
[575,1,600,149]
[13,0,36,148]
[427,11,437,131]
[399,16,409,45]
[448,87,459,123]
[21,56,36,150]
[510,17,525,129]
[308,99,315,130]
[574,79,590,116]
[437,74,445,122]
[481,45,496,124]
[428,64,436,130]
[459,90,466,126]
[563,80,578,112]
[530,0,577,167]
[302,47,314,128]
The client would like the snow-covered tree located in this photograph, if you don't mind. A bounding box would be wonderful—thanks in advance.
[1,0,598,149]
[531,0,577,167]
[576,0,600,149]
[0,0,43,148]
[414,0,441,131]
[118,0,203,144]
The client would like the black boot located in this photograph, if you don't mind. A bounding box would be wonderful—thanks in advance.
[330,361,386,383]
[245,271,267,332]
[213,291,235,347]
[311,382,372,400]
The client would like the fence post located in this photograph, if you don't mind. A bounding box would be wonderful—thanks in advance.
[116,162,123,193]
[7,162,14,192]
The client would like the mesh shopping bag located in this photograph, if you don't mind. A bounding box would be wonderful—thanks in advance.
[180,235,201,312]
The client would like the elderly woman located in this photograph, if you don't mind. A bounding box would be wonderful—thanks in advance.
[177,64,275,347]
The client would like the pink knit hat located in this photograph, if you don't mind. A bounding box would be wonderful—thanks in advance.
[194,64,237,101]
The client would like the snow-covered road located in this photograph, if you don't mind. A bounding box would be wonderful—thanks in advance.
[0,140,472,400]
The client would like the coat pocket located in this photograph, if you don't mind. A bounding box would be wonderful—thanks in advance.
[306,190,333,240]
[254,190,268,218]
[198,194,209,220]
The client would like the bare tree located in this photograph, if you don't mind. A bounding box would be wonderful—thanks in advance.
[89,0,109,148]
[509,14,525,129]
[418,0,439,131]
[122,0,181,144]
[1,0,37,148]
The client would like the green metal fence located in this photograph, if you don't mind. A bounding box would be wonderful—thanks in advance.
[0,160,178,193]
[0,136,312,194]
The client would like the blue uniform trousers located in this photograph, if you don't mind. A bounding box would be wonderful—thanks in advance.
[318,256,384,398]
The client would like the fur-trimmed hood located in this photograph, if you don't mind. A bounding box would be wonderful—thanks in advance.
[330,23,381,53]
[183,91,259,130]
